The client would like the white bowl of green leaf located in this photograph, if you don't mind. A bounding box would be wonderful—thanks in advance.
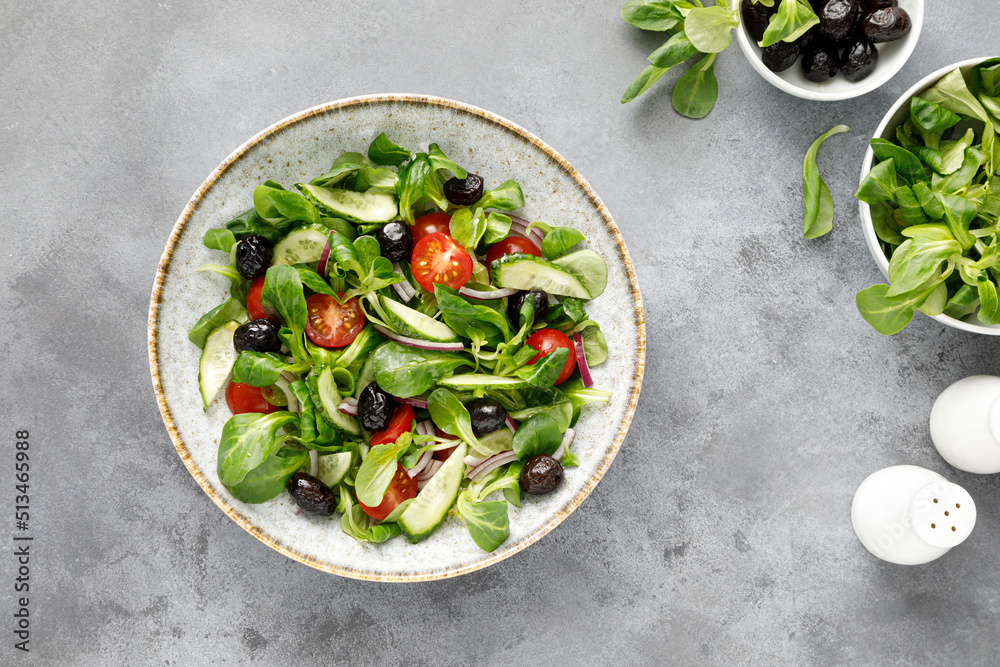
[857,57,1000,335]
[735,0,924,101]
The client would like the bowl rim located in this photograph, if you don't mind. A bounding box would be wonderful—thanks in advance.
[858,57,1000,336]
[146,94,648,581]
[734,0,924,102]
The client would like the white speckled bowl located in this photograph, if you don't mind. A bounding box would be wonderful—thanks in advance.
[859,58,1000,335]
[148,95,646,581]
[735,0,923,101]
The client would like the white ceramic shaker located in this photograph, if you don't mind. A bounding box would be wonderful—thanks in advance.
[930,375,1000,474]
[851,465,976,564]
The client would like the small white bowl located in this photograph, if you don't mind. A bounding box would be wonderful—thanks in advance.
[859,57,999,335]
[735,0,924,101]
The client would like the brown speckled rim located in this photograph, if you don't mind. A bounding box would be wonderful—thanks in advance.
[147,94,646,582]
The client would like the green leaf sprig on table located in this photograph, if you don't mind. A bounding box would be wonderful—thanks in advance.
[620,0,818,118]
[802,124,850,239]
[856,61,1000,334]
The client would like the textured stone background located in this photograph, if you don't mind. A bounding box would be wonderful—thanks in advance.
[2,1,999,664]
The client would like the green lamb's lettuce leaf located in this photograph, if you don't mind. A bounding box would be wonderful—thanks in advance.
[339,487,403,543]
[232,352,308,387]
[427,387,484,454]
[919,68,989,124]
[217,412,298,486]
[253,184,320,226]
[475,180,525,211]
[367,133,411,167]
[647,31,699,69]
[541,226,586,259]
[511,414,562,462]
[870,138,927,186]
[856,158,899,205]
[759,0,820,48]
[311,152,371,188]
[672,53,718,120]
[483,212,513,245]
[261,264,309,363]
[397,154,432,224]
[802,124,849,239]
[620,0,687,31]
[203,228,237,252]
[977,276,1000,324]
[189,298,248,349]
[372,342,470,397]
[456,491,510,553]
[427,144,467,179]
[683,5,738,53]
[355,439,412,507]
[227,447,309,504]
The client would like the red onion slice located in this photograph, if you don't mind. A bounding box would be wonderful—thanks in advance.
[573,331,593,388]
[414,419,435,437]
[553,428,576,462]
[372,324,464,352]
[416,460,444,488]
[399,397,428,409]
[507,214,545,247]
[467,450,518,481]
[318,237,332,276]
[505,416,518,433]
[391,262,417,303]
[338,398,359,416]
[464,454,488,468]
[459,286,519,300]
[407,449,434,478]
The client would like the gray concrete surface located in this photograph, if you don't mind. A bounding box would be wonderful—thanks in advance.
[2,0,999,664]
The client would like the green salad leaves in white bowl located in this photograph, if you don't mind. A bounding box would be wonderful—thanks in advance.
[857,58,1000,335]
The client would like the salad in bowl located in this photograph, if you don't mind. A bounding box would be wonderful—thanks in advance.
[188,131,613,553]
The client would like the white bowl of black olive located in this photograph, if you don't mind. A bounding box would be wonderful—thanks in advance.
[736,0,924,101]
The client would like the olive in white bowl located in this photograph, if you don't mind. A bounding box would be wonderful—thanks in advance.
[858,57,1000,335]
[735,0,924,101]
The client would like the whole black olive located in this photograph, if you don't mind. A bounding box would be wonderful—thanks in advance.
[375,221,414,263]
[741,0,776,43]
[761,40,801,73]
[233,318,281,353]
[840,37,879,81]
[443,174,485,206]
[286,473,337,514]
[519,455,564,495]
[818,0,860,43]
[862,7,910,43]
[358,382,396,432]
[800,41,840,82]
[861,0,896,12]
[234,234,273,280]
[467,397,507,437]
[507,290,548,325]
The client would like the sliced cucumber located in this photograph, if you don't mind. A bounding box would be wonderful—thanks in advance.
[316,452,353,488]
[552,249,607,299]
[399,442,467,543]
[381,296,458,342]
[316,366,361,435]
[438,374,526,389]
[297,183,397,223]
[491,254,592,299]
[199,321,240,409]
[272,227,329,266]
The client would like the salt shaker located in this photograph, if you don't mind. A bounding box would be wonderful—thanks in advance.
[851,465,976,565]
[930,375,1000,474]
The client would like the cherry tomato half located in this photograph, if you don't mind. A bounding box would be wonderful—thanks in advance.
[370,404,416,446]
[246,276,279,324]
[432,426,459,461]
[304,293,365,348]
[485,236,542,271]
[225,381,278,415]
[358,463,418,521]
[412,211,452,242]
[526,328,577,385]
[411,232,473,293]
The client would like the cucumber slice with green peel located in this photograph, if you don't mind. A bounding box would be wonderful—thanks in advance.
[381,296,458,342]
[552,249,607,299]
[272,227,330,266]
[491,254,592,299]
[398,442,468,543]
[438,374,526,389]
[297,183,397,223]
[199,321,240,409]
[316,366,361,435]
[316,452,354,488]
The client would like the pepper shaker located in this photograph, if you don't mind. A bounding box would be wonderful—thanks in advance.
[851,465,976,564]
[930,375,1000,474]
